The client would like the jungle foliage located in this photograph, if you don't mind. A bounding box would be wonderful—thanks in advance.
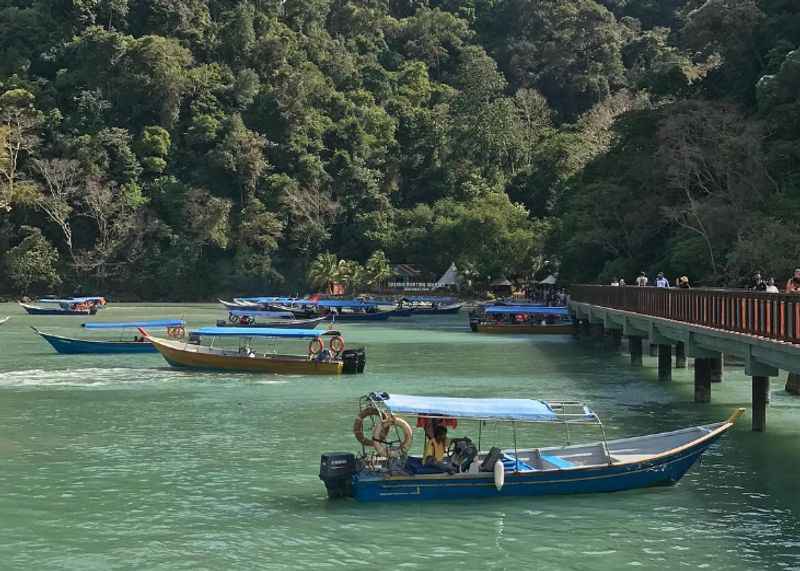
[1,0,799,297]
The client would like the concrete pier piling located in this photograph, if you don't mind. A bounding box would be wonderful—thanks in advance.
[694,358,711,403]
[710,356,723,383]
[752,376,770,432]
[785,372,800,395]
[629,336,643,367]
[675,342,687,368]
[658,345,672,381]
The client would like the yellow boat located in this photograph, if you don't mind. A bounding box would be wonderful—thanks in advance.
[469,305,575,334]
[143,326,365,375]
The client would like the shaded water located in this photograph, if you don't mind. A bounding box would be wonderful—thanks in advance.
[1,303,799,570]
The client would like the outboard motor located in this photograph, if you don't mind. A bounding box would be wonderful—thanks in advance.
[342,348,367,374]
[319,452,356,499]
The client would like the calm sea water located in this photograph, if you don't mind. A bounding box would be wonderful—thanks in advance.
[1,303,799,570]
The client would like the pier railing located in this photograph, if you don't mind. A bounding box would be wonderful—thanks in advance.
[570,285,800,344]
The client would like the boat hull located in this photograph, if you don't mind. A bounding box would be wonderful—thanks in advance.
[149,336,344,374]
[34,329,156,354]
[473,322,575,334]
[215,316,328,329]
[352,434,719,502]
[411,303,464,315]
[327,311,392,321]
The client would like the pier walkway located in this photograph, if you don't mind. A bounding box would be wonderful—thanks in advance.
[569,286,800,431]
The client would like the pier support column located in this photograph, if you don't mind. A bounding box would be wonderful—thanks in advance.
[649,343,658,357]
[752,376,769,432]
[675,342,687,368]
[629,336,643,367]
[786,373,800,395]
[694,358,711,403]
[609,329,622,350]
[710,356,723,383]
[658,345,672,382]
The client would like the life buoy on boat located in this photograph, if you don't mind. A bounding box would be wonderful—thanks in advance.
[308,337,324,356]
[329,335,345,354]
[167,326,185,339]
[371,415,413,457]
[493,460,505,491]
[353,406,381,447]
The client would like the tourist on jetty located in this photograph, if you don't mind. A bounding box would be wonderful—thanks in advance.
[618,277,626,286]
[655,272,670,288]
[766,278,780,293]
[786,269,800,293]
[611,277,620,286]
[636,272,648,286]
[677,276,691,289]
[750,272,767,291]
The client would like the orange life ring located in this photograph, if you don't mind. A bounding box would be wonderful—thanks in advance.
[308,337,324,356]
[353,406,381,447]
[167,326,185,339]
[329,335,345,354]
[372,415,413,456]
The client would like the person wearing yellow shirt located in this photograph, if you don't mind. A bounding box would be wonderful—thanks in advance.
[423,424,454,473]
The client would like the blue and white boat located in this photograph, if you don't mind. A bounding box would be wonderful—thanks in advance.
[32,319,186,354]
[320,392,743,502]
[20,296,108,316]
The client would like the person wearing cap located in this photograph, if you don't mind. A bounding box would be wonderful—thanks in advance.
[655,272,669,288]
[786,269,800,293]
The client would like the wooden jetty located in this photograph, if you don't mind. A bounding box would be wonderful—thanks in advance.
[569,286,800,432]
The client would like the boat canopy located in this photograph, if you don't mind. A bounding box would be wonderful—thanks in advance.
[316,300,378,308]
[228,310,295,318]
[234,296,299,304]
[402,296,457,303]
[83,319,185,330]
[371,393,597,423]
[191,326,338,338]
[485,306,569,315]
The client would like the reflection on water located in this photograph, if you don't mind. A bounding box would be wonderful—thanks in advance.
[0,303,799,570]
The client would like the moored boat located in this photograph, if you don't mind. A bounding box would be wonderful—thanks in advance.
[145,326,366,375]
[399,296,463,315]
[469,305,574,334]
[216,311,329,329]
[20,296,107,316]
[320,392,744,502]
[31,319,186,354]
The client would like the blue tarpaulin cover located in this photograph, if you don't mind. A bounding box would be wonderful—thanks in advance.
[228,310,295,318]
[191,327,336,338]
[316,300,379,308]
[485,306,569,315]
[378,394,588,422]
[83,320,184,329]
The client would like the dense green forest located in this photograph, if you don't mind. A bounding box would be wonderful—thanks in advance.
[1,0,799,298]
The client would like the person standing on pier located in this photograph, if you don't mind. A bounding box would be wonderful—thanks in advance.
[786,269,800,293]
[636,272,648,287]
[655,272,669,288]
[766,278,779,293]
[751,272,767,291]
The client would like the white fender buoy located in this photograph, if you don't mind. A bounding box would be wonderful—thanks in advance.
[494,460,505,491]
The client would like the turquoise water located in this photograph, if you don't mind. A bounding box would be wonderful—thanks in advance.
[1,303,799,570]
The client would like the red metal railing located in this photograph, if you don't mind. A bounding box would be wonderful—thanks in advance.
[570,285,800,344]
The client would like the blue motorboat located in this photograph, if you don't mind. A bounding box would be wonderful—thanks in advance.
[32,319,186,354]
[19,296,108,316]
[320,392,743,502]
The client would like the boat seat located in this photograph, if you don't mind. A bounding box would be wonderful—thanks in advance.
[502,454,535,472]
[539,454,575,469]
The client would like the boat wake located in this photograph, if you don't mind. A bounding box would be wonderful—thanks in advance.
[0,367,175,387]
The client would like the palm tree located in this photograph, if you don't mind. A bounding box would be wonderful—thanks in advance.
[366,250,392,291]
[307,252,339,293]
[337,259,367,294]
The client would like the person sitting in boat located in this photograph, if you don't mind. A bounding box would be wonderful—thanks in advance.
[423,423,454,474]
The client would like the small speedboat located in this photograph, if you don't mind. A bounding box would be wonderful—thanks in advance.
[145,326,366,375]
[32,320,186,354]
[469,305,574,334]
[399,296,463,315]
[320,392,743,502]
[216,312,329,329]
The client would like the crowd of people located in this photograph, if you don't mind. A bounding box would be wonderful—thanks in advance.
[608,269,800,293]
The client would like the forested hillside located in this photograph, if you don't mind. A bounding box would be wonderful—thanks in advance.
[1,0,799,298]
